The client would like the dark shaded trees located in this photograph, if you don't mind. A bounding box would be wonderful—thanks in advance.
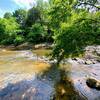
[13,9,27,28]
[25,7,41,27]
[4,12,12,19]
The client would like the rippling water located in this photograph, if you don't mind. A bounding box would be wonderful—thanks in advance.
[0,49,54,100]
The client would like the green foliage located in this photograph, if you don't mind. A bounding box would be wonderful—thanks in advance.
[76,0,100,11]
[13,9,27,28]
[49,0,73,29]
[0,19,6,41]
[0,0,52,45]
[0,18,21,45]
[36,0,50,23]
[14,35,24,46]
[4,12,12,19]
[49,0,100,63]
[27,23,47,43]
[26,7,41,27]
[26,0,50,27]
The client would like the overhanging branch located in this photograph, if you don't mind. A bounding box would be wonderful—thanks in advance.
[78,2,100,10]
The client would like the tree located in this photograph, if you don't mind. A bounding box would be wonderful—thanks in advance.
[76,0,100,11]
[0,18,6,42]
[49,0,100,63]
[0,0,52,45]
[4,12,12,19]
[36,0,50,23]
[26,0,50,27]
[27,23,47,43]
[49,0,75,29]
[13,9,27,28]
[0,17,22,45]
[36,0,53,41]
[26,7,41,27]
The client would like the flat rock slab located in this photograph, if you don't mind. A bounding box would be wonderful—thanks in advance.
[68,60,100,100]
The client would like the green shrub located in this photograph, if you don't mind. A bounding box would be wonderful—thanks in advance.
[14,35,24,46]
[27,23,47,43]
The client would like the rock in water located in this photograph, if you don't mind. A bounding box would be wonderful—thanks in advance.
[85,60,93,65]
[86,77,100,90]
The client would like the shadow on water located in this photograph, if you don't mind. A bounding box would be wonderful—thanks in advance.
[0,63,85,100]
[0,77,54,100]
[40,63,85,100]
[0,49,100,100]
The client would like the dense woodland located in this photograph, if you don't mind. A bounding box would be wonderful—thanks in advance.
[0,0,100,62]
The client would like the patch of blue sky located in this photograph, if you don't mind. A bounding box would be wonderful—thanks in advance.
[0,0,35,17]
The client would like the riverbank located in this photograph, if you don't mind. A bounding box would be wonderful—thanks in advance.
[0,43,53,50]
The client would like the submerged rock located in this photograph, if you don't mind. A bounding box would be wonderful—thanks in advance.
[86,77,100,90]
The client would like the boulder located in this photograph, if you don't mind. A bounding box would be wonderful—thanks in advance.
[72,58,79,61]
[86,77,100,90]
[85,60,93,65]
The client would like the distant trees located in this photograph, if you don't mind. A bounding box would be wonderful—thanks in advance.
[0,17,22,45]
[4,12,12,19]
[26,7,41,27]
[27,23,47,43]
[13,9,27,28]
[0,0,53,45]
[26,0,50,27]
[25,0,53,43]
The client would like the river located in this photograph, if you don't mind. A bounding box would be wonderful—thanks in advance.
[0,48,100,100]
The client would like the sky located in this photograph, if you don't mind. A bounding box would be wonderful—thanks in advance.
[0,0,36,17]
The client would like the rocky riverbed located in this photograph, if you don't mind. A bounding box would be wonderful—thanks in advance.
[0,49,55,100]
[66,59,100,100]
[0,46,100,100]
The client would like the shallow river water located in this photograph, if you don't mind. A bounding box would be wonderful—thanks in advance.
[0,49,100,100]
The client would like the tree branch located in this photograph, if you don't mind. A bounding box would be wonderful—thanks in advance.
[78,2,100,10]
